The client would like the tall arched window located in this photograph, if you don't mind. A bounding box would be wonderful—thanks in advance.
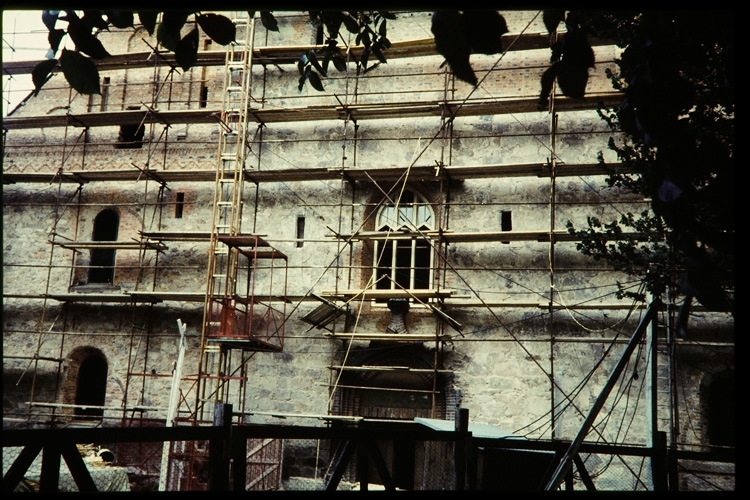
[74,354,108,419]
[373,189,435,297]
[89,209,119,284]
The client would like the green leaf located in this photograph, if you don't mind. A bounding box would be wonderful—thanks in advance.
[332,53,347,72]
[157,22,179,52]
[81,11,109,31]
[342,13,360,34]
[298,74,306,92]
[159,11,190,51]
[67,19,111,59]
[298,54,309,75]
[31,59,59,94]
[138,11,159,35]
[378,18,387,37]
[307,71,324,92]
[197,13,235,45]
[105,11,134,29]
[320,12,343,38]
[360,46,370,70]
[42,11,60,31]
[372,44,386,64]
[260,11,279,31]
[308,51,326,77]
[161,11,190,32]
[175,28,199,71]
[48,28,66,54]
[60,48,101,95]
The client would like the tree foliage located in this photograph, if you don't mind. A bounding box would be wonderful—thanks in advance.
[431,10,509,86]
[33,10,397,95]
[28,10,734,335]
[561,10,734,335]
[33,10,243,94]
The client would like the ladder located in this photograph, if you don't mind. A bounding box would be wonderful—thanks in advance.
[196,12,256,424]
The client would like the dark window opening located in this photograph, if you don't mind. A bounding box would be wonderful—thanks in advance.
[501,210,512,244]
[334,347,447,488]
[175,192,185,218]
[74,355,108,418]
[373,189,435,302]
[413,240,431,288]
[296,216,306,247]
[100,77,110,111]
[200,85,209,108]
[708,370,735,447]
[375,239,431,302]
[115,123,145,149]
[89,209,119,284]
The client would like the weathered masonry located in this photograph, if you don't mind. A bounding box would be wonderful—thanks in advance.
[2,11,734,492]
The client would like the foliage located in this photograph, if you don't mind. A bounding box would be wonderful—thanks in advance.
[538,11,595,108]
[28,10,734,335]
[560,10,734,335]
[300,11,395,91]
[33,10,397,95]
[431,10,508,86]
[33,10,243,94]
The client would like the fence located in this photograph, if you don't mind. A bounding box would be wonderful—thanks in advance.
[3,409,735,493]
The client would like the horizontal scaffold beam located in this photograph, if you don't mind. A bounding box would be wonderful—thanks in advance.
[2,160,642,185]
[2,33,615,76]
[325,332,452,342]
[51,240,167,251]
[330,229,653,243]
[2,93,624,130]
[321,289,454,300]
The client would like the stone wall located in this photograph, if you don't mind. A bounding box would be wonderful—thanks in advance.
[2,10,734,490]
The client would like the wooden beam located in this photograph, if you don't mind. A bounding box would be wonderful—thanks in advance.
[2,33,616,76]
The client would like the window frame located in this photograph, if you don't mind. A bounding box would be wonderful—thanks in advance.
[371,189,435,300]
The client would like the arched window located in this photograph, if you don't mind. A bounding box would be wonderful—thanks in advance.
[89,209,119,284]
[74,354,108,419]
[373,189,435,296]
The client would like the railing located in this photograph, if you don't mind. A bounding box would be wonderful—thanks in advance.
[3,405,735,493]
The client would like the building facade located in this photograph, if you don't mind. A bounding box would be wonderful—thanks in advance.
[2,11,734,491]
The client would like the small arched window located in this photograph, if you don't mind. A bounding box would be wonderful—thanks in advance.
[373,189,435,297]
[89,209,119,284]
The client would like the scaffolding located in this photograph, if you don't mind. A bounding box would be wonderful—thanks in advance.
[1,7,659,433]
[2,10,734,492]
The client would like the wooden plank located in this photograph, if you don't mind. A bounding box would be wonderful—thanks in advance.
[2,94,623,130]
[140,231,213,241]
[2,162,641,185]
[321,289,453,300]
[3,33,616,76]
[325,332,451,342]
[52,240,167,251]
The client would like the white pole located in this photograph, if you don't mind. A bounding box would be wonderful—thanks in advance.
[158,319,188,491]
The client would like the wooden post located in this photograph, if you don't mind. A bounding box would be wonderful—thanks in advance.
[652,431,668,491]
[208,403,232,491]
[231,430,247,491]
[455,407,469,490]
